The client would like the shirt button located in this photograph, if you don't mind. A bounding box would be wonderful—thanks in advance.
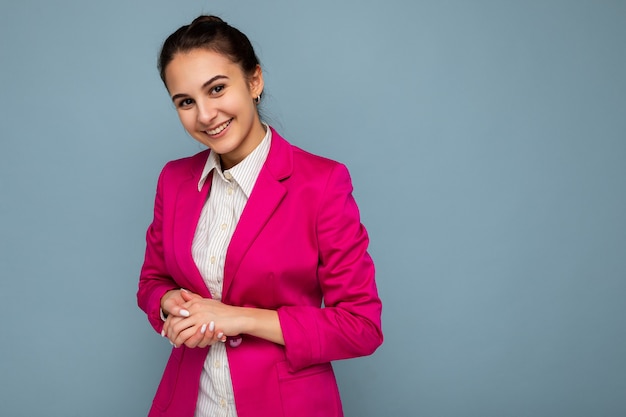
[221,223,227,230]
[227,188,233,195]
[224,171,233,180]
[220,398,227,408]
[214,360,221,368]
[210,256,216,264]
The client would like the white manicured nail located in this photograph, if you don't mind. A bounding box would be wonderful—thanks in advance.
[217,332,223,339]
[201,323,207,334]
[209,321,215,332]
[161,329,166,337]
[180,309,190,317]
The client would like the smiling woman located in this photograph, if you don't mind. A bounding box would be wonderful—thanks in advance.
[165,49,265,169]
[137,15,383,417]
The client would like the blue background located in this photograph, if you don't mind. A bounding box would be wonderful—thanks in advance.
[1,1,625,416]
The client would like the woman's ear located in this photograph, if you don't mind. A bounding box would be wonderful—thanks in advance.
[249,65,264,98]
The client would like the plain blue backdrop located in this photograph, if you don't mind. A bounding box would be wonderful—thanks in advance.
[1,1,625,416]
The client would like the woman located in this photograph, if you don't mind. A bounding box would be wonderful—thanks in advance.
[137,15,383,417]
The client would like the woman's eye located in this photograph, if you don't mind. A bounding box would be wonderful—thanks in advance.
[211,85,225,95]
[178,98,194,108]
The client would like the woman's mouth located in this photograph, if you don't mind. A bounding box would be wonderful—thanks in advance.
[206,119,232,136]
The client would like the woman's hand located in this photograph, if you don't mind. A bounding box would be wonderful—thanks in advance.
[161,289,221,348]
[160,288,196,318]
[162,289,285,348]
[165,291,240,348]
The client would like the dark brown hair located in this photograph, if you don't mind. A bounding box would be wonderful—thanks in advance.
[158,15,260,85]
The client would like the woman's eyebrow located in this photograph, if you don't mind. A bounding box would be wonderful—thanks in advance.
[171,75,229,102]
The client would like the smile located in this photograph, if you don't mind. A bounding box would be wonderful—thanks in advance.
[206,119,232,136]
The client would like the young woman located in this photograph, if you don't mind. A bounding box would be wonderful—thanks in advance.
[137,15,383,417]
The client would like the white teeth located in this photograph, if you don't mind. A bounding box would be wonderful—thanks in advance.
[206,119,232,135]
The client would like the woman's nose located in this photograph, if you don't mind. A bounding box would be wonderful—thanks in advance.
[196,100,216,126]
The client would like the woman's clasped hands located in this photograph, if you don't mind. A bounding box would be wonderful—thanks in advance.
[160,289,240,348]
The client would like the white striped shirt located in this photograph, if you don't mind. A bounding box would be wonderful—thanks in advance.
[192,126,271,417]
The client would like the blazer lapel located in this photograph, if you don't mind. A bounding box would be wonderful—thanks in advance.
[222,129,293,301]
[173,153,214,298]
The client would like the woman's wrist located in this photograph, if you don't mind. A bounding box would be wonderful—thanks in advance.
[160,289,179,317]
[238,307,284,345]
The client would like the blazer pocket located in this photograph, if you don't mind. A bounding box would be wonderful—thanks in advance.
[154,347,185,411]
[276,361,342,417]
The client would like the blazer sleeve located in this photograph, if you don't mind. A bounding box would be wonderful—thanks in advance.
[137,164,178,333]
[277,163,383,371]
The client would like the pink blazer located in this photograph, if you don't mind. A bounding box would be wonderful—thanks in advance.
[137,128,383,417]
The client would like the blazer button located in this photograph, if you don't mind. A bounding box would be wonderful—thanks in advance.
[229,336,243,348]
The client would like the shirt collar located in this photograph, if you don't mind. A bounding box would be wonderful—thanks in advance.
[197,124,272,197]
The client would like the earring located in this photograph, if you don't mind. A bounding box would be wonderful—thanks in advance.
[254,94,261,104]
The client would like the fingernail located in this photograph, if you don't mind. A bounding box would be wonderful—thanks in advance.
[181,288,190,293]
[209,321,215,332]
[201,323,207,334]
[220,336,227,342]
[161,329,166,337]
[217,332,223,339]
[180,309,190,317]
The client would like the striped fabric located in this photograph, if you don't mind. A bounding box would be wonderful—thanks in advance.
[191,126,272,417]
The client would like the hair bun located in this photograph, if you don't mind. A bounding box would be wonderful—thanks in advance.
[158,14,260,84]
[191,15,226,26]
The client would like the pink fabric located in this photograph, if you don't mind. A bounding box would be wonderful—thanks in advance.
[137,128,383,417]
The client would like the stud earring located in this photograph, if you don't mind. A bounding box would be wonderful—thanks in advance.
[254,94,261,104]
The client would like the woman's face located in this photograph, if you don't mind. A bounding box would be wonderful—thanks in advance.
[164,48,265,169]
